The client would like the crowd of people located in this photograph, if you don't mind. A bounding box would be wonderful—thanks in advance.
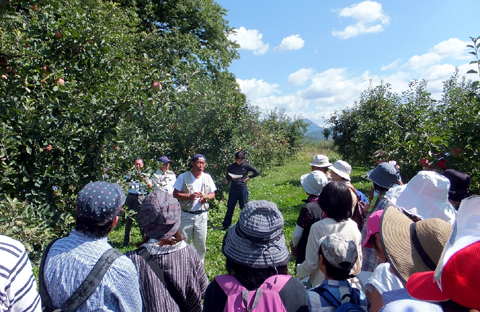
[1,151,479,312]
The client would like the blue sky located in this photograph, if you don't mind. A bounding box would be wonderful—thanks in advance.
[216,0,480,126]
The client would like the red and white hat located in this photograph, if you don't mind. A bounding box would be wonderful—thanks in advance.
[407,195,480,310]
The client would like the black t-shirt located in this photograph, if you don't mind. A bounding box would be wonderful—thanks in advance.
[226,162,260,189]
[203,276,309,312]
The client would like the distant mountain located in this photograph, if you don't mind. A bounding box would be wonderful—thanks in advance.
[303,119,325,140]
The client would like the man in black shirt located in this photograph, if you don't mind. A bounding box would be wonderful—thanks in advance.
[222,151,260,230]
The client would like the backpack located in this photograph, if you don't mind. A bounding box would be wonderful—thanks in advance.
[215,274,291,312]
[312,284,364,312]
[348,186,368,231]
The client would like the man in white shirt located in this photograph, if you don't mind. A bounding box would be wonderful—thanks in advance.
[173,154,216,260]
[153,156,176,194]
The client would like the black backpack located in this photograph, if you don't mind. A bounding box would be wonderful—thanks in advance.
[38,238,123,312]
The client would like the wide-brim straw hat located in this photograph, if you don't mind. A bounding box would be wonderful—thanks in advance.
[380,206,451,284]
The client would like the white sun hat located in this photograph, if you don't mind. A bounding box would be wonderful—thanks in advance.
[300,171,328,195]
[386,171,457,224]
[329,160,352,181]
[309,154,332,168]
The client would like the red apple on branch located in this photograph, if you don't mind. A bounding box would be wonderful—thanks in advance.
[152,81,162,92]
[54,29,63,39]
[419,158,430,168]
[452,146,465,155]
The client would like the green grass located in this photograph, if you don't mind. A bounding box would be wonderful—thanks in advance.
[108,148,372,280]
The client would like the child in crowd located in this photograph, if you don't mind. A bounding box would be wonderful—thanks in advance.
[308,233,368,311]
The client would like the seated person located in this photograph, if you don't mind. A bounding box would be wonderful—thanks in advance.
[308,233,368,312]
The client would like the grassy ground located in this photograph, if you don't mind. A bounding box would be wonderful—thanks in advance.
[109,147,372,280]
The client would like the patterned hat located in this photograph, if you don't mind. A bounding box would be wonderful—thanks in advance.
[222,200,290,268]
[76,181,126,225]
[318,233,358,271]
[137,190,181,240]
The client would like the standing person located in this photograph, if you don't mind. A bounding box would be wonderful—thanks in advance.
[124,157,152,246]
[41,181,142,311]
[296,181,363,288]
[222,151,260,230]
[204,200,309,312]
[126,190,208,312]
[173,154,216,261]
[309,154,332,180]
[0,235,42,312]
[153,156,177,194]
[290,170,328,267]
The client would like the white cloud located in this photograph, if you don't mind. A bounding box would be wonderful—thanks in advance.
[236,38,479,127]
[236,78,280,99]
[275,34,305,51]
[331,1,390,39]
[381,59,401,71]
[228,27,269,55]
[288,68,315,86]
[404,38,471,70]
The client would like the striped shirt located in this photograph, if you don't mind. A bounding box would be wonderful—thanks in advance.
[43,230,142,311]
[308,280,368,312]
[126,241,208,312]
[0,235,41,312]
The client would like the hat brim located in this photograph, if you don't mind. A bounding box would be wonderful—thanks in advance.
[366,169,397,189]
[329,166,351,181]
[386,185,455,222]
[407,271,449,302]
[309,162,332,167]
[380,206,448,284]
[362,233,374,249]
[222,224,290,268]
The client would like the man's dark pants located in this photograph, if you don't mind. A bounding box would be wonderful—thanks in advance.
[123,193,144,245]
[223,187,249,228]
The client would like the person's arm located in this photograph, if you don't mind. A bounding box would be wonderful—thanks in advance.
[246,163,260,181]
[366,287,383,312]
[173,188,200,201]
[296,223,323,279]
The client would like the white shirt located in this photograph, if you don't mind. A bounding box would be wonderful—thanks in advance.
[173,172,217,211]
[296,218,362,288]
[365,262,404,295]
[153,169,176,194]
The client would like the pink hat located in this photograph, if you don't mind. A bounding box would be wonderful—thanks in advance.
[407,195,480,310]
[362,210,383,248]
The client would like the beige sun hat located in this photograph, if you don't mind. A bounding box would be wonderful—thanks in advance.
[309,154,332,168]
[329,160,352,181]
[380,206,452,284]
